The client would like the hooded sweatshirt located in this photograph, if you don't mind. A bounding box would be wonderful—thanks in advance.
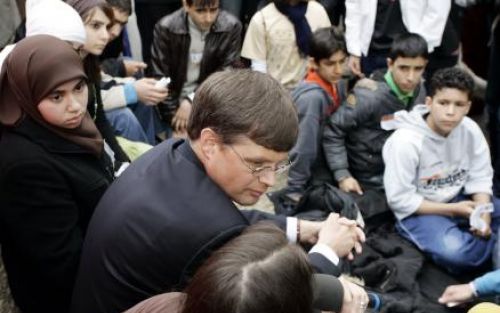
[382,104,493,220]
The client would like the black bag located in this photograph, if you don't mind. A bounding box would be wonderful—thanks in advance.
[267,183,359,220]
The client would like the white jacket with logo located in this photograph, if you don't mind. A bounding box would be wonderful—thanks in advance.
[345,0,452,57]
[382,104,493,220]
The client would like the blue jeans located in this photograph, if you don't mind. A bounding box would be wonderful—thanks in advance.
[396,195,500,274]
[105,107,149,144]
[129,102,166,145]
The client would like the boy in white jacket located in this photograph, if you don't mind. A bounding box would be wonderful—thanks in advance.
[382,67,500,274]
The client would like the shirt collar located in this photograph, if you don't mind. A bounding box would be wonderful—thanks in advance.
[384,71,414,106]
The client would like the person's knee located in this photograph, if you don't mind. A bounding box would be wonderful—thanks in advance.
[432,234,490,270]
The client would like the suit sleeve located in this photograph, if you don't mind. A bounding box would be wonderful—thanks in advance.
[309,253,342,276]
[241,210,341,276]
[240,210,286,229]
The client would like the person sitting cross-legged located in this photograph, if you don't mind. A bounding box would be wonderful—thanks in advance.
[321,33,427,220]
[382,67,500,274]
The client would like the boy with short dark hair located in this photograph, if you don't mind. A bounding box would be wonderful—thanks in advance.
[285,26,348,198]
[151,0,242,136]
[383,67,500,273]
[323,33,428,196]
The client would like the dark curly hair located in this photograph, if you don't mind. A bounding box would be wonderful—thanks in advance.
[429,67,474,98]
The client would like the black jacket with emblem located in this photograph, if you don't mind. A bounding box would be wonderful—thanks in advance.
[150,8,242,120]
[0,118,113,313]
[323,79,426,189]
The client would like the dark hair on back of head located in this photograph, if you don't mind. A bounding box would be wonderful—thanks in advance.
[309,27,346,62]
[182,222,314,313]
[187,70,298,152]
[428,67,474,98]
[388,33,429,60]
[185,0,219,7]
[106,0,132,14]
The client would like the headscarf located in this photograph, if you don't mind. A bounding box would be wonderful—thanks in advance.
[0,35,103,156]
[27,0,86,44]
[0,0,86,70]
[66,0,107,19]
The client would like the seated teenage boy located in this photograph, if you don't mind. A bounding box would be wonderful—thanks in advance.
[382,67,500,274]
[285,26,348,200]
[322,33,427,207]
[151,0,242,137]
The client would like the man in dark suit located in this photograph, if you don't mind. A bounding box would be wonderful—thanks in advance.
[70,70,367,313]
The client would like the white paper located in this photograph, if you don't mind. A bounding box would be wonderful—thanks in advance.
[469,202,494,232]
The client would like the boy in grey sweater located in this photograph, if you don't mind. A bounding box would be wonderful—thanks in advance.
[383,67,500,274]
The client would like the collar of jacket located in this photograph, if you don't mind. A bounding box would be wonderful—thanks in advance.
[11,117,97,155]
[175,138,205,172]
[168,8,234,35]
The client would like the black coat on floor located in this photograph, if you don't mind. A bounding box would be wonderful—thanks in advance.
[0,118,113,313]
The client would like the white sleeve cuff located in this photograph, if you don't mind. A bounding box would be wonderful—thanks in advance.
[469,282,478,297]
[251,59,267,73]
[187,92,195,103]
[309,243,340,266]
[286,217,298,243]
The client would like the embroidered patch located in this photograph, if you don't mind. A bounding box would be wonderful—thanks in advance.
[347,94,356,107]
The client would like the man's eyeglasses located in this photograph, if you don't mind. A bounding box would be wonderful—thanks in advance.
[228,145,291,177]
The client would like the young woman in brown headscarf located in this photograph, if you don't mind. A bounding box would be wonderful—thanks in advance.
[67,0,133,164]
[0,34,114,313]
